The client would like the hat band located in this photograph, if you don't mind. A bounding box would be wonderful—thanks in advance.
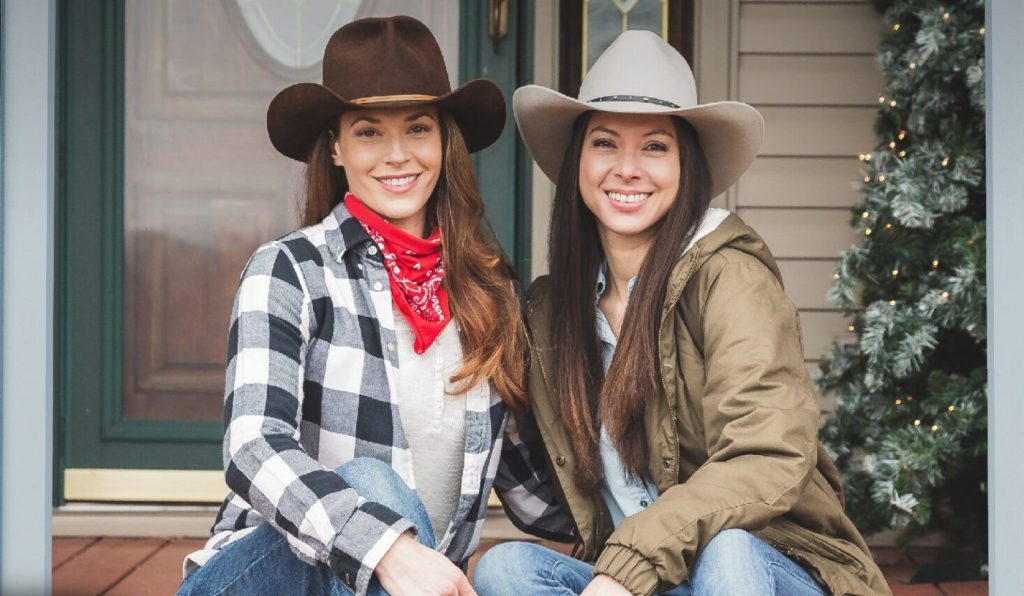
[588,95,680,109]
[349,94,439,105]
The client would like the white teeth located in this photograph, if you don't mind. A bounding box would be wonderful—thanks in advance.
[380,175,417,187]
[607,191,650,203]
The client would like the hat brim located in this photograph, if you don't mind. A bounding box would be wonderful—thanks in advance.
[268,78,506,162]
[512,85,764,198]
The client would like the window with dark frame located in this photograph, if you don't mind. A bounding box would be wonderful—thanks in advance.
[559,0,695,96]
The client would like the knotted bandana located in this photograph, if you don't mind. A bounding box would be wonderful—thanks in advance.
[345,193,450,353]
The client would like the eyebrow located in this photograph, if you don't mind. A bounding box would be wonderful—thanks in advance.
[644,128,673,138]
[405,111,436,122]
[589,125,620,137]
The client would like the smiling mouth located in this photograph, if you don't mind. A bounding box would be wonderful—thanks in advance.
[376,173,420,188]
[606,191,651,204]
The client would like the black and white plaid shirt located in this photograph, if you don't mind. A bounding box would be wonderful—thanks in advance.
[183,202,575,595]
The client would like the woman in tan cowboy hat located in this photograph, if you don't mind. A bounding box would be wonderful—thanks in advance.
[474,31,891,596]
[176,15,570,596]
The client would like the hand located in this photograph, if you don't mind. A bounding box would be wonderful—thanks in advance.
[581,574,633,596]
[375,533,477,595]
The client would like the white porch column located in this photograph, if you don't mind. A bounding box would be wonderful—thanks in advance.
[988,0,1024,593]
[1,0,56,592]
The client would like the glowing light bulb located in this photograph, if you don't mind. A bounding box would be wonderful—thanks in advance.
[931,424,940,432]
[888,300,896,306]
[865,228,873,236]
[884,223,893,230]
[943,12,950,21]
[942,156,950,167]
[891,269,899,277]
[898,130,907,140]
[893,23,901,32]
[909,62,917,70]
[980,27,986,35]
[834,273,841,280]
[895,399,902,405]
[932,259,939,269]
[889,100,897,107]
[862,211,870,219]
[848,325,855,332]
[948,405,956,412]
[914,419,921,426]
[899,150,907,157]
[889,141,897,149]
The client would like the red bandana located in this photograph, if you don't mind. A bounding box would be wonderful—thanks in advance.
[344,193,450,354]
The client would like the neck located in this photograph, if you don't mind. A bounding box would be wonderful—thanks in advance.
[598,227,652,300]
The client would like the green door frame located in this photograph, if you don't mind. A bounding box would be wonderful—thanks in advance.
[54,0,534,502]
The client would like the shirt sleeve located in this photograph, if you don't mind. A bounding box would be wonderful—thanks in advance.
[222,241,414,596]
[493,410,578,542]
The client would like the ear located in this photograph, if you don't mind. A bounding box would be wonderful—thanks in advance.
[331,135,345,168]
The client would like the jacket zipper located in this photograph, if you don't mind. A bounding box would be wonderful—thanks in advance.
[656,250,702,482]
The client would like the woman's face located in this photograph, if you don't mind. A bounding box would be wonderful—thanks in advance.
[578,112,681,246]
[333,105,442,237]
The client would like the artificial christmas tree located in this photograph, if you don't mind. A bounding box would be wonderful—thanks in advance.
[816,0,987,572]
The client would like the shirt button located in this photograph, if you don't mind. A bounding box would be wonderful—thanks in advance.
[640,500,649,507]
[373,281,384,291]
[367,246,378,255]
[356,263,363,270]
[386,342,395,352]
[663,457,674,469]
[555,454,566,466]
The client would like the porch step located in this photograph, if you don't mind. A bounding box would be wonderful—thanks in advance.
[53,504,533,541]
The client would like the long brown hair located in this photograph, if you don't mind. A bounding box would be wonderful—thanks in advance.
[548,112,713,492]
[302,110,529,415]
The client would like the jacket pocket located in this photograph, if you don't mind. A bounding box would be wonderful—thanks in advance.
[759,520,881,596]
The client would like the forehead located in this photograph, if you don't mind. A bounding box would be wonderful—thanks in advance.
[587,112,676,136]
[340,104,439,125]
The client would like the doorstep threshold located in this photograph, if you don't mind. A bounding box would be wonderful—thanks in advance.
[53,503,532,541]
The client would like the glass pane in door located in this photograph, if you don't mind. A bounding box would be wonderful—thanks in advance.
[121,0,459,421]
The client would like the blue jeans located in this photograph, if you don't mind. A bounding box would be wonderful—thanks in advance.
[177,458,434,596]
[472,529,826,596]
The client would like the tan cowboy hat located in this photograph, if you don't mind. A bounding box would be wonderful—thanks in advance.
[513,30,764,197]
[268,16,505,162]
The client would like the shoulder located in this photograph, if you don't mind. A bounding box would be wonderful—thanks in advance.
[690,248,782,295]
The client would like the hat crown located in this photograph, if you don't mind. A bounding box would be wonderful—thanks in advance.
[321,16,452,101]
[578,30,697,109]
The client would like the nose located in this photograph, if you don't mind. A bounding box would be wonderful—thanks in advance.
[385,136,410,166]
[612,151,641,182]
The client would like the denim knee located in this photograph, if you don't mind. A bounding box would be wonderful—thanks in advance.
[472,542,544,594]
[691,529,770,595]
[334,457,434,547]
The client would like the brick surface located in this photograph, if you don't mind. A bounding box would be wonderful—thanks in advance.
[52,537,988,595]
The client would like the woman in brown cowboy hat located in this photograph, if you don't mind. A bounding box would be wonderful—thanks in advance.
[177,16,571,596]
[474,31,891,596]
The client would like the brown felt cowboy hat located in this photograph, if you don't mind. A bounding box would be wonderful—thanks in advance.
[268,15,506,162]
[514,30,764,197]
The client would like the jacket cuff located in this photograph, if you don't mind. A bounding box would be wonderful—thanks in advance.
[593,544,664,596]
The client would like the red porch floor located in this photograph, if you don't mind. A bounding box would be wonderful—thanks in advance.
[53,538,988,595]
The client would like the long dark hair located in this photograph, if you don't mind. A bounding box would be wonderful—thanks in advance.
[548,111,713,492]
[302,110,529,415]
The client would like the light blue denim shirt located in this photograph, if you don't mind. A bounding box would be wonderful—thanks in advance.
[595,262,660,528]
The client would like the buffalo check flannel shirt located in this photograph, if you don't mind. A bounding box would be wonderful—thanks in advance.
[183,202,575,595]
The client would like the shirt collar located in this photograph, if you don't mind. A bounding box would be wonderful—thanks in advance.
[323,200,373,261]
[595,261,638,304]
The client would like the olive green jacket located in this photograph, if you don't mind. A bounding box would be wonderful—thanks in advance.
[524,211,891,595]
